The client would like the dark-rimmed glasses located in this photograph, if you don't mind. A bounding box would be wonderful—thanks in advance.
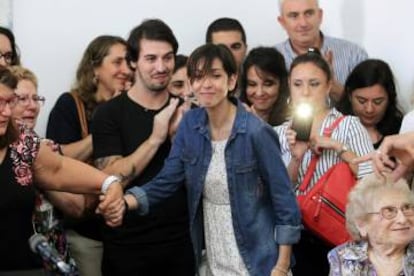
[367,203,414,220]
[16,94,46,106]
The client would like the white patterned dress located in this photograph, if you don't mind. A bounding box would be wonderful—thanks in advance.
[203,140,249,276]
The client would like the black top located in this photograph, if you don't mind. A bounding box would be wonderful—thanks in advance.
[46,92,102,241]
[0,148,42,270]
[92,92,190,248]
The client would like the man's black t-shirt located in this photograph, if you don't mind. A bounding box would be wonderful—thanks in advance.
[92,92,190,248]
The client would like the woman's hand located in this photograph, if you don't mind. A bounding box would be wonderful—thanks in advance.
[271,266,290,276]
[310,135,340,155]
[97,182,125,227]
[286,128,308,161]
[150,98,179,145]
[354,133,414,181]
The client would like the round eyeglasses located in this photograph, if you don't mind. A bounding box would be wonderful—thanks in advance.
[16,94,46,106]
[367,203,414,220]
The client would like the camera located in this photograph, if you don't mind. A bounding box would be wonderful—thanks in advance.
[291,102,313,141]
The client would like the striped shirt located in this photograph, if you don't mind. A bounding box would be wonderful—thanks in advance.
[274,108,374,194]
[275,33,368,85]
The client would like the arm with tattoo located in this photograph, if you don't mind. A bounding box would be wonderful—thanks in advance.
[94,99,180,188]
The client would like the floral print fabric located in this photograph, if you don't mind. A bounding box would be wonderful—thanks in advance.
[9,127,78,275]
[328,240,414,275]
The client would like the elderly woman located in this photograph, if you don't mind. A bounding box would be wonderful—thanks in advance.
[328,175,414,275]
[0,67,123,274]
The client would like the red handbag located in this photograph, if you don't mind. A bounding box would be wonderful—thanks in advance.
[297,116,356,246]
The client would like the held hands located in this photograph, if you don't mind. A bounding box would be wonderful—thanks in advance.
[97,182,125,227]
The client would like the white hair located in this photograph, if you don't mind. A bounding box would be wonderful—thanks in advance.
[278,0,320,14]
[346,174,414,241]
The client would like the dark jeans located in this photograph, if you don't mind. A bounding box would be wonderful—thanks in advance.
[292,230,333,276]
[102,241,195,276]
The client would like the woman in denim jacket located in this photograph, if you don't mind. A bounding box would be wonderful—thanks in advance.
[108,44,301,276]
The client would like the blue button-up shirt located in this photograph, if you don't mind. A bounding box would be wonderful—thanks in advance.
[128,99,301,275]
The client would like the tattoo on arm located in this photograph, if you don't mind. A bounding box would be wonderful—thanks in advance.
[94,156,136,186]
[94,156,121,170]
[118,165,136,184]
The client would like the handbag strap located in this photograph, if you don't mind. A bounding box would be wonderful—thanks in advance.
[298,115,346,192]
[70,91,89,138]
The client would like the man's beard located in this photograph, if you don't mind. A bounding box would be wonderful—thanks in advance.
[147,83,168,93]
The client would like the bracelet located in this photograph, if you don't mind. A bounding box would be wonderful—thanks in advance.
[273,266,289,275]
[336,144,349,157]
[101,175,120,194]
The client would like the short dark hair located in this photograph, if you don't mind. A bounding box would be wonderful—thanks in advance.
[290,48,331,81]
[126,19,178,64]
[0,26,21,66]
[240,47,290,126]
[187,43,237,97]
[205,17,246,44]
[173,54,188,73]
[0,67,18,147]
[337,59,404,136]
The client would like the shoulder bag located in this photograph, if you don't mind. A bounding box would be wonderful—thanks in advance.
[297,116,356,246]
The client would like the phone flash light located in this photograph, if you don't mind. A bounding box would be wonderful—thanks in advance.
[294,103,313,119]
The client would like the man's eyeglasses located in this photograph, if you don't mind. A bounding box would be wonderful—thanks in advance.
[367,203,414,220]
[0,51,13,65]
[16,94,46,106]
[0,95,18,110]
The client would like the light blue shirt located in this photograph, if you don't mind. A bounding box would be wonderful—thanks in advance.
[276,33,368,84]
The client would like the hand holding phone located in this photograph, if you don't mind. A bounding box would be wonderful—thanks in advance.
[291,103,313,141]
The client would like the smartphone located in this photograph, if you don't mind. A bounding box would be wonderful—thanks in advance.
[291,103,313,141]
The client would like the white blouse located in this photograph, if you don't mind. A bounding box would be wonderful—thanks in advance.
[274,108,374,194]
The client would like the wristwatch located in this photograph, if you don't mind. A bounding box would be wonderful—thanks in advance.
[336,144,349,156]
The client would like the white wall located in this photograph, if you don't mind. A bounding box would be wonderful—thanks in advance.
[10,0,414,135]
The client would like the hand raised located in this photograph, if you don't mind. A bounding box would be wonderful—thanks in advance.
[150,98,179,145]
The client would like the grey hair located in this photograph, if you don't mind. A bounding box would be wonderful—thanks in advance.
[278,0,320,14]
[346,174,414,241]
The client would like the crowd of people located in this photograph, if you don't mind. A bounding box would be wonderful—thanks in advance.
[1,0,414,275]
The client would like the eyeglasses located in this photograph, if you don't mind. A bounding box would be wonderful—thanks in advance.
[367,203,414,220]
[15,94,46,106]
[0,95,18,110]
[0,51,13,65]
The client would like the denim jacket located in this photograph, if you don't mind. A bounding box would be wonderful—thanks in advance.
[128,99,301,275]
